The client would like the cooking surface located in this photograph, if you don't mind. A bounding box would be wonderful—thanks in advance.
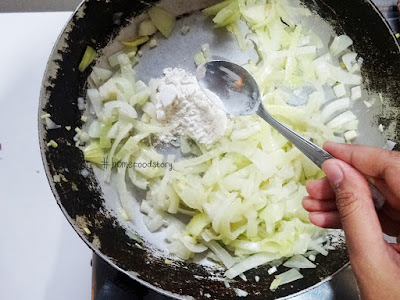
[0,1,398,300]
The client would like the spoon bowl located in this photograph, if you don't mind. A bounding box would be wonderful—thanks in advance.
[196,60,261,116]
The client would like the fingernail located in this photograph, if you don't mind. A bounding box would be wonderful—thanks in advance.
[323,141,335,149]
[323,161,344,188]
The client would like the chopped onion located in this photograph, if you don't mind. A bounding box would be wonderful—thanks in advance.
[203,238,235,269]
[234,288,248,297]
[53,174,61,183]
[363,98,376,108]
[40,113,51,119]
[181,25,190,35]
[225,253,278,279]
[101,101,137,120]
[201,43,211,60]
[144,215,164,232]
[270,269,303,290]
[45,118,61,130]
[122,35,150,48]
[330,66,362,85]
[139,19,158,36]
[308,254,316,261]
[268,266,277,275]
[194,51,207,66]
[79,46,97,72]
[87,89,102,117]
[47,140,58,148]
[93,66,112,82]
[77,97,85,110]
[149,39,158,48]
[344,130,357,142]
[88,120,102,138]
[283,254,316,269]
[351,86,362,101]
[326,111,357,131]
[238,273,247,281]
[330,35,353,57]
[320,98,350,123]
[309,241,329,256]
[333,83,346,98]
[181,236,208,253]
[342,52,357,71]
[148,7,176,38]
[383,140,397,151]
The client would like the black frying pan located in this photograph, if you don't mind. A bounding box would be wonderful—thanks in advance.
[38,0,400,299]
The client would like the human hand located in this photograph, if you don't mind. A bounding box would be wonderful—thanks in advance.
[302,141,400,300]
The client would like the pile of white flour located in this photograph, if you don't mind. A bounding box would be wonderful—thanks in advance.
[154,68,227,145]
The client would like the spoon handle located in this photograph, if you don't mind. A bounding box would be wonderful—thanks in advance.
[257,105,385,210]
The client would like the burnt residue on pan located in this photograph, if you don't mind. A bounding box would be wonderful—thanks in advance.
[39,0,399,299]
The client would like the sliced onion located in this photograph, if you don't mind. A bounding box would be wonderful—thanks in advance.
[342,52,357,71]
[320,98,350,123]
[87,89,102,117]
[383,140,397,151]
[101,101,137,120]
[270,269,304,290]
[225,253,278,279]
[203,238,235,269]
[330,35,353,56]
[234,288,248,297]
[283,254,316,269]
[326,111,357,131]
[45,118,61,130]
[180,236,208,253]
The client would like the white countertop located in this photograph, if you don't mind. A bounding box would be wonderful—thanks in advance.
[0,12,92,300]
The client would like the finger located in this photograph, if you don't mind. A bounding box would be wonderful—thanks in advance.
[324,142,400,211]
[309,211,342,228]
[323,141,400,179]
[302,196,337,212]
[322,159,386,259]
[306,178,336,200]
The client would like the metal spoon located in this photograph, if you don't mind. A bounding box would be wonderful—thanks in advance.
[196,60,385,210]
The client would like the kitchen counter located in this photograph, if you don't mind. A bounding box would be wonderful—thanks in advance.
[0,12,92,300]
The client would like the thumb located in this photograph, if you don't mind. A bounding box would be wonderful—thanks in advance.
[322,159,385,259]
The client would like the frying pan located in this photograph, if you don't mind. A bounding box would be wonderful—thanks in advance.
[38,0,400,299]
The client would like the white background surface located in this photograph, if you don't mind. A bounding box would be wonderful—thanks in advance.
[0,12,92,300]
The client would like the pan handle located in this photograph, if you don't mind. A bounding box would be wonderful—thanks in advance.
[94,280,141,300]
[92,253,146,300]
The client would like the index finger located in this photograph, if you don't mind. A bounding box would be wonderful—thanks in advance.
[323,141,400,179]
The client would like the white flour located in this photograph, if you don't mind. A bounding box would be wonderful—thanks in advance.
[155,68,227,145]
